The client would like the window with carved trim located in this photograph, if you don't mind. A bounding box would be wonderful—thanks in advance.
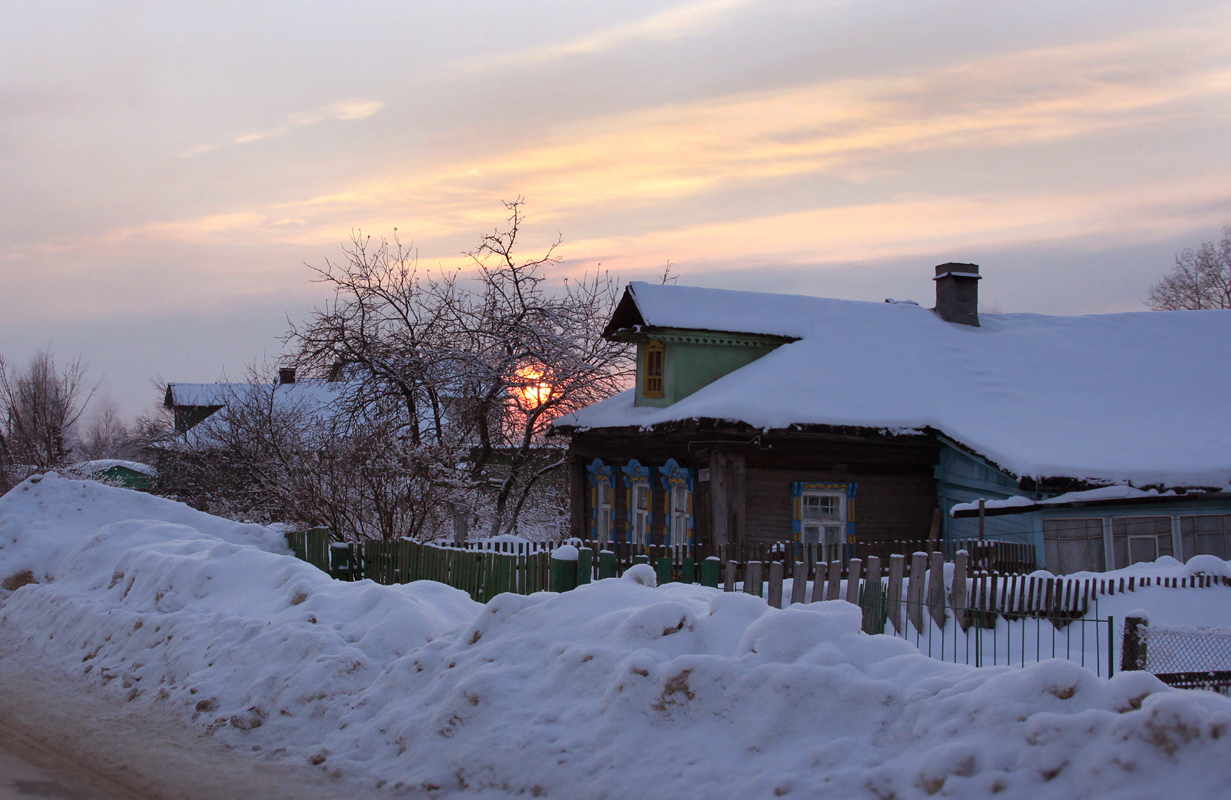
[644,341,664,398]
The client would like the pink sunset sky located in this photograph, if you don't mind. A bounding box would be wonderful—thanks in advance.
[3,0,1230,418]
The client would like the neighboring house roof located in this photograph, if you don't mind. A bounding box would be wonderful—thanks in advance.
[950,485,1230,517]
[165,381,345,410]
[71,460,158,478]
[558,282,1231,490]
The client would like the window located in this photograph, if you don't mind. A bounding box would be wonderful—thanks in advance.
[1111,516,1172,569]
[669,485,690,546]
[1181,514,1231,560]
[801,491,845,546]
[597,480,614,544]
[631,483,650,545]
[1043,518,1105,575]
[644,341,664,398]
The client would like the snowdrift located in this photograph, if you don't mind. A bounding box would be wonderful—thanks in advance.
[0,473,287,587]
[2,478,1231,798]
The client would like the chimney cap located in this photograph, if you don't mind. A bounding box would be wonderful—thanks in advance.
[278,367,297,384]
[934,262,981,280]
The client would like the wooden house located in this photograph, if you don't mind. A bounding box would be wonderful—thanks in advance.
[553,265,1231,573]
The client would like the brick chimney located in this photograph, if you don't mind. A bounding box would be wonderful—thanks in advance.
[278,367,297,385]
[933,263,981,327]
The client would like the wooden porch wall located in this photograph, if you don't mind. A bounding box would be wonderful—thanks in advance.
[744,467,937,543]
[566,425,941,548]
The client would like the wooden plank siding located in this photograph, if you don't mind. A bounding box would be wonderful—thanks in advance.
[564,422,941,547]
[744,468,938,543]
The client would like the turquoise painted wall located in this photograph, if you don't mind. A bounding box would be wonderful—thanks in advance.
[935,441,1036,544]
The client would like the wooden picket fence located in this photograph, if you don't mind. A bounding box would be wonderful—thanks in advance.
[569,537,1037,580]
[285,532,557,601]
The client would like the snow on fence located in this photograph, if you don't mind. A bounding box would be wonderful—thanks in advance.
[567,537,1037,579]
[1122,617,1231,694]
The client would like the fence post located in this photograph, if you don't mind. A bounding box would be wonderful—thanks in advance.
[767,561,784,609]
[845,558,862,604]
[862,556,883,633]
[745,561,763,597]
[598,550,617,580]
[790,562,808,605]
[907,552,927,632]
[951,550,969,631]
[1121,614,1149,672]
[884,554,905,633]
[680,556,696,584]
[577,547,593,585]
[551,546,579,593]
[329,542,350,580]
[656,556,673,587]
[700,556,720,588]
[724,560,738,592]
[810,560,826,603]
[826,560,843,601]
[927,551,946,629]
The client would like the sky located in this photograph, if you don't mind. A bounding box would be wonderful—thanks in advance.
[3,0,1230,421]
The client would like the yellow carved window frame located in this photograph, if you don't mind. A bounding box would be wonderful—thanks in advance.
[644,341,664,398]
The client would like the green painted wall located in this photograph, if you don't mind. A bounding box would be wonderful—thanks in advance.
[631,329,786,407]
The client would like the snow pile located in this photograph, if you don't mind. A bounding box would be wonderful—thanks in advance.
[3,484,1231,797]
[560,282,1231,488]
[0,473,286,587]
[1,519,479,743]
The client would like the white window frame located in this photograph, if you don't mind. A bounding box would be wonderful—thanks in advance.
[597,480,614,544]
[669,484,690,547]
[801,490,846,546]
[631,483,651,546]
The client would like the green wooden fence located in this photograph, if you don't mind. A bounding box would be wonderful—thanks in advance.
[288,532,572,601]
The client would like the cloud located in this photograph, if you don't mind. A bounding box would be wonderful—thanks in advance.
[465,0,762,72]
[184,97,385,155]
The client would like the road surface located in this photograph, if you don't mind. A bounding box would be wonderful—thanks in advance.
[0,647,389,800]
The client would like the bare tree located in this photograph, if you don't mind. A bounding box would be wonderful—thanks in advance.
[77,397,132,461]
[0,350,95,489]
[1148,226,1231,310]
[156,367,454,540]
[285,199,632,539]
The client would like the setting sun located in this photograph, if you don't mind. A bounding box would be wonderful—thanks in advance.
[511,364,556,410]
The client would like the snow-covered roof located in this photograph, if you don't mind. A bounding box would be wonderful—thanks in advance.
[950,485,1231,516]
[166,381,344,409]
[559,282,1231,489]
[71,459,157,477]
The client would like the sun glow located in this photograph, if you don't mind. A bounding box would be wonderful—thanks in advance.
[511,365,556,411]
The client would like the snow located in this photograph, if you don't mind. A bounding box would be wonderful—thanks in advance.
[69,459,158,477]
[948,486,1198,514]
[4,481,1231,797]
[0,473,286,586]
[559,282,1231,489]
[166,381,344,409]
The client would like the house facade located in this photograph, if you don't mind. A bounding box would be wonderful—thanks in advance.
[553,265,1231,574]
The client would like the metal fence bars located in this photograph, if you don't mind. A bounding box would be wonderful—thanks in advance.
[1122,617,1231,695]
[888,598,1115,677]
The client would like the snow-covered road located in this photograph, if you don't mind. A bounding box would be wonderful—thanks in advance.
[0,647,383,800]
